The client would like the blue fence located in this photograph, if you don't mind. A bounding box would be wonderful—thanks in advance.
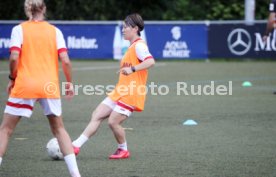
[0,21,274,59]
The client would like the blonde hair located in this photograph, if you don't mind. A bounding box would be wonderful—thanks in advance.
[24,0,46,20]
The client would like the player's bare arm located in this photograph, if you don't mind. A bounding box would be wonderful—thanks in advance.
[121,59,155,75]
[7,51,20,93]
[59,51,74,98]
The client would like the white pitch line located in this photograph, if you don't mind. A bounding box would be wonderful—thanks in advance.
[72,63,166,71]
[72,65,118,71]
[0,71,9,74]
[0,62,166,75]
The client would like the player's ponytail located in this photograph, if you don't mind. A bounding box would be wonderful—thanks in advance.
[24,0,46,20]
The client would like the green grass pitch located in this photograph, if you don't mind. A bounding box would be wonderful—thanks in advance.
[0,60,276,177]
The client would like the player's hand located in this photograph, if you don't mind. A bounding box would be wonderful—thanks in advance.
[119,67,133,76]
[6,80,14,94]
[65,82,74,100]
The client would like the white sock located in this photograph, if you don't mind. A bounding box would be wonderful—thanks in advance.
[118,142,127,151]
[72,134,88,148]
[64,154,81,177]
[0,157,2,166]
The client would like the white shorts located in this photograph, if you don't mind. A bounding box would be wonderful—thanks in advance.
[4,97,62,118]
[102,97,134,117]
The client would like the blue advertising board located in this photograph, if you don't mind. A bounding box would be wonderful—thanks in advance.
[0,24,14,58]
[0,21,208,59]
[0,23,116,59]
[145,24,208,59]
[208,23,276,58]
[57,24,115,59]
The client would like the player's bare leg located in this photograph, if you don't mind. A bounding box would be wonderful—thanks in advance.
[72,103,112,154]
[108,111,130,159]
[47,115,81,177]
[82,104,113,138]
[0,113,20,165]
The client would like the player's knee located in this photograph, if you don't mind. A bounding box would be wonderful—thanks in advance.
[91,110,98,119]
[108,118,118,129]
[92,110,105,122]
[50,124,65,136]
[0,126,14,137]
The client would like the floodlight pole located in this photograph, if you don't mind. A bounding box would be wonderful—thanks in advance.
[245,0,255,25]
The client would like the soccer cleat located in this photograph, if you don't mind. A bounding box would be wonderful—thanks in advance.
[109,148,130,159]
[73,146,80,156]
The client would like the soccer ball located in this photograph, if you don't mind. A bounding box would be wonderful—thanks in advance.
[46,138,63,160]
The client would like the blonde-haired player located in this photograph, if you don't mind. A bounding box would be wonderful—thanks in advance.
[0,0,81,176]
[73,13,155,159]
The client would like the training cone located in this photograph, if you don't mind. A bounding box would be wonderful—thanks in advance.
[183,119,198,126]
[242,81,252,87]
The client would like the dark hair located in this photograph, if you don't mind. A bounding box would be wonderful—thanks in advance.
[124,13,144,36]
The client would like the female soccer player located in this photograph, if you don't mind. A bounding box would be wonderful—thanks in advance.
[263,0,276,42]
[73,13,155,159]
[0,0,81,176]
[263,0,276,94]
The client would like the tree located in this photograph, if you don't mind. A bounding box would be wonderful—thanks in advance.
[0,0,270,20]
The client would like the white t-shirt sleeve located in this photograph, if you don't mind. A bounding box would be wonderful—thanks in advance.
[55,27,67,51]
[135,42,153,62]
[10,25,23,49]
[269,0,276,12]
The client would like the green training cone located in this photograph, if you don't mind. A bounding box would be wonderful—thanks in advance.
[183,119,198,125]
[242,81,252,87]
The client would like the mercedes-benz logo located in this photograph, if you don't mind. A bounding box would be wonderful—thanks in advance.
[227,28,251,55]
